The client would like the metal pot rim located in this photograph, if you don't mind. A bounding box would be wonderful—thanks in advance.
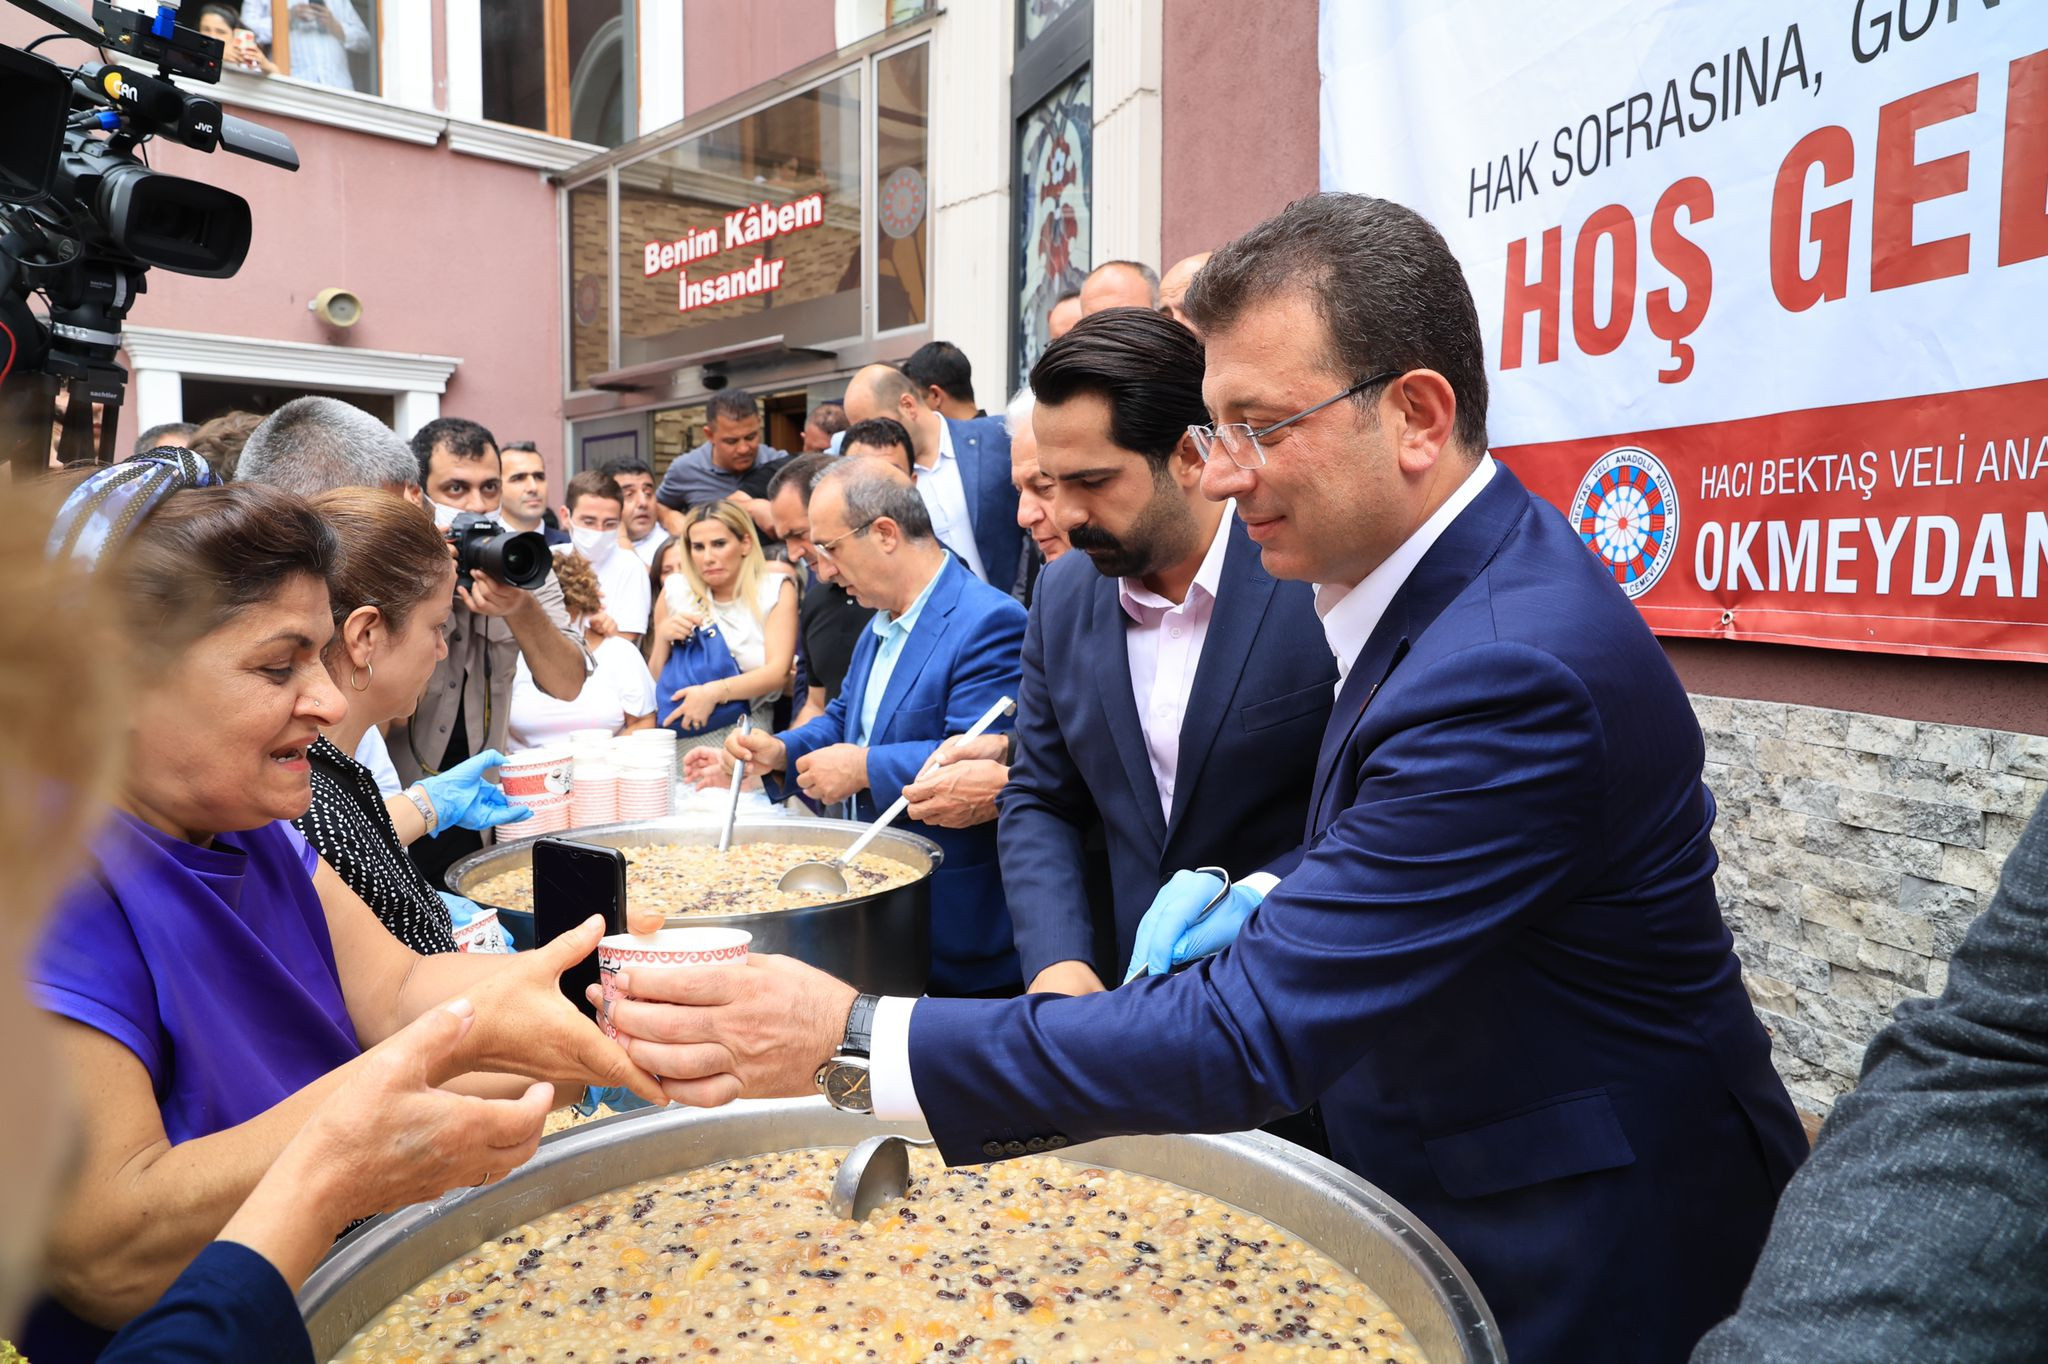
[300,1100,1504,1363]
[446,816,946,920]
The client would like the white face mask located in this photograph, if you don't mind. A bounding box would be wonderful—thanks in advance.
[429,497,464,531]
[570,523,617,565]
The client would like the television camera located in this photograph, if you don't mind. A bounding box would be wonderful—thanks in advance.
[1,0,298,472]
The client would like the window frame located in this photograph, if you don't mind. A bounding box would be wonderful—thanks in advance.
[1007,0,1093,390]
[559,20,937,402]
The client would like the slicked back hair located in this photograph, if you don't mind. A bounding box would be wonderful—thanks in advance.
[1029,306,1206,468]
[1185,192,1490,454]
[237,396,419,495]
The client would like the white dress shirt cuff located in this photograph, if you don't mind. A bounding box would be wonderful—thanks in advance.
[869,995,926,1122]
[1238,871,1282,900]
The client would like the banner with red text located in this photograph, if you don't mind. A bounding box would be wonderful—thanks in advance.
[1321,1,2048,661]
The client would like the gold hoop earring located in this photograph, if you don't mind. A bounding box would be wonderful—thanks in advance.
[349,662,374,692]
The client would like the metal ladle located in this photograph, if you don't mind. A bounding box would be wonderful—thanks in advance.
[778,695,1017,898]
[716,715,750,853]
[829,1133,937,1221]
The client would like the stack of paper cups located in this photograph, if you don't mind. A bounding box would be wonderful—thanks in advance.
[614,740,674,819]
[499,748,571,836]
[570,756,619,828]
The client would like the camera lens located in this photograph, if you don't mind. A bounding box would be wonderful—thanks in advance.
[473,526,550,589]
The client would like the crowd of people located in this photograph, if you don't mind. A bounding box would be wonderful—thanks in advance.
[6,200,2044,1364]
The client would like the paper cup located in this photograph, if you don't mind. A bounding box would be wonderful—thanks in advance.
[500,748,571,797]
[598,927,751,1039]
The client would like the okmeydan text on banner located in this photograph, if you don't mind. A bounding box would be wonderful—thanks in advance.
[1323,0,2047,661]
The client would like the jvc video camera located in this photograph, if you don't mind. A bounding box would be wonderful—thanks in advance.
[449,513,551,593]
[1,0,299,471]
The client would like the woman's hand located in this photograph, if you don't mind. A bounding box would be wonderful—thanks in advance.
[289,1000,554,1217]
[585,610,620,644]
[657,610,703,644]
[663,683,722,731]
[213,998,555,1294]
[453,917,665,1104]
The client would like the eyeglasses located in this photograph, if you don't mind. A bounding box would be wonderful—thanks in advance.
[810,517,876,563]
[1187,370,1402,469]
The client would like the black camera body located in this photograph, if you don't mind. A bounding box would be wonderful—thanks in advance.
[449,513,551,594]
[1,0,298,471]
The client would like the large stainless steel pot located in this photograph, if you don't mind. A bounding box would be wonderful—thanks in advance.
[302,1101,1504,1362]
[447,816,941,995]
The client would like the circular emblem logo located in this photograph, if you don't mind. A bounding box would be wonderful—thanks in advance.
[1569,446,1679,599]
[879,165,927,240]
[573,274,603,328]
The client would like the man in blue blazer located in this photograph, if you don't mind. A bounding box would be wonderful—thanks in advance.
[701,459,1028,996]
[843,363,1023,591]
[611,195,1806,1361]
[998,308,1335,994]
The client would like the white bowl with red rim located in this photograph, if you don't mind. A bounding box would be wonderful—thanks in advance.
[598,927,750,1039]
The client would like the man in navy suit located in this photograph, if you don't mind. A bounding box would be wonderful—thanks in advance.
[691,460,1028,996]
[612,194,1807,1361]
[999,307,1334,995]
[842,363,1022,591]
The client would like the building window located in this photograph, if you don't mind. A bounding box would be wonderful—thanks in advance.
[1010,0,1092,384]
[614,68,866,371]
[479,0,631,142]
[1020,0,1084,44]
[233,0,381,95]
[567,180,613,391]
[875,42,930,334]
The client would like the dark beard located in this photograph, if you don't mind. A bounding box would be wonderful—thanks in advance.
[1068,478,1199,580]
[1067,521,1147,577]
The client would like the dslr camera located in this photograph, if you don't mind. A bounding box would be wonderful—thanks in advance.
[449,512,551,594]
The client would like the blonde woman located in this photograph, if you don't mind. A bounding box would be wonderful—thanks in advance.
[647,502,797,759]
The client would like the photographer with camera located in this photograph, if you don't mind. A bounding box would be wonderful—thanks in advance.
[390,417,591,882]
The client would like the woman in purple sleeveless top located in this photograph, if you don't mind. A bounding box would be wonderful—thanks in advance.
[16,466,661,1361]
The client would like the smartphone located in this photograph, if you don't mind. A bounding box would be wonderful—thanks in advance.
[532,837,628,1020]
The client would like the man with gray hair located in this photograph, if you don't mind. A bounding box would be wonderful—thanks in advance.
[685,460,1028,996]
[1078,259,1159,314]
[235,396,421,496]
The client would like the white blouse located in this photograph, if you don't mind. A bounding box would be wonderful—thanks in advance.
[665,573,791,687]
[507,635,658,749]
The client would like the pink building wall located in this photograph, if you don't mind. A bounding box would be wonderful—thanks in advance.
[682,0,838,116]
[1,11,563,479]
[133,113,565,463]
[1160,0,1320,264]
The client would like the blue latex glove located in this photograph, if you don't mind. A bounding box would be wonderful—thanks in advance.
[417,748,531,833]
[1123,869,1267,982]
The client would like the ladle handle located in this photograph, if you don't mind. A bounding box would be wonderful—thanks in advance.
[840,696,1016,865]
[718,714,751,853]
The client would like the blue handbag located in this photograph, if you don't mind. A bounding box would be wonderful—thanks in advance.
[656,617,749,736]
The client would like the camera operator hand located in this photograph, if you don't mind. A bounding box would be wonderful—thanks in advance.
[456,570,532,620]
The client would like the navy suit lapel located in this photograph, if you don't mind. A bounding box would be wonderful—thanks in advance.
[1165,521,1271,844]
[872,559,963,740]
[1089,573,1168,846]
[1304,464,1534,837]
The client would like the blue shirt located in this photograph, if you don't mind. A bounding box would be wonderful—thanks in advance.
[854,559,948,746]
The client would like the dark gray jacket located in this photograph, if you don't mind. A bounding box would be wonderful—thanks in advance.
[1694,789,2048,1361]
